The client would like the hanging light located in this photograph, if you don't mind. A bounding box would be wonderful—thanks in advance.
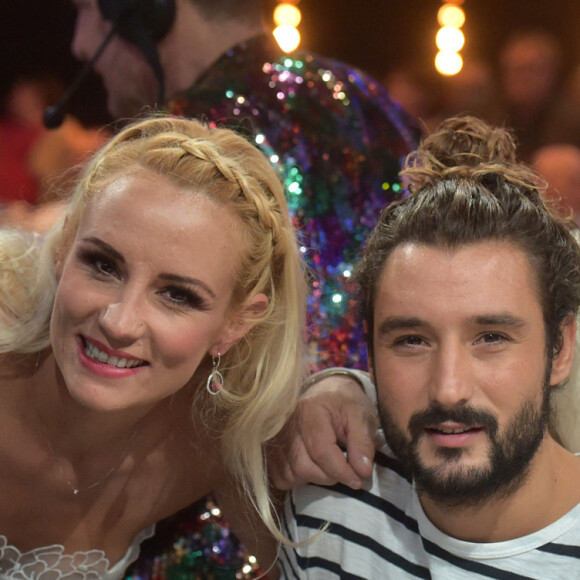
[274,3,302,28]
[436,26,465,52]
[273,25,301,53]
[437,4,466,28]
[273,2,302,52]
[434,2,466,76]
[435,51,463,76]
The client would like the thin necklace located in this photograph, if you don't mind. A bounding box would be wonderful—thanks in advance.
[38,412,139,496]
[41,423,138,495]
[33,351,139,496]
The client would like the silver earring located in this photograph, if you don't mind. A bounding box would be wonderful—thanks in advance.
[206,353,224,395]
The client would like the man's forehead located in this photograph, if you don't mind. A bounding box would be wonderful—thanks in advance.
[374,241,542,319]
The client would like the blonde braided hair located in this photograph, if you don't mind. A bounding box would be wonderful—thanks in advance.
[9,115,308,541]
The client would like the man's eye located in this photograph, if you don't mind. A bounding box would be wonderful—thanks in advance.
[394,335,425,347]
[477,332,507,344]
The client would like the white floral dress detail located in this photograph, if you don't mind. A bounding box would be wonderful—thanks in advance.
[0,526,155,580]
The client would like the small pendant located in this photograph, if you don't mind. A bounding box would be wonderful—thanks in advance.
[73,488,80,495]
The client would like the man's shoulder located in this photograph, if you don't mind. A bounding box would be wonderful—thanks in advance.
[279,436,428,579]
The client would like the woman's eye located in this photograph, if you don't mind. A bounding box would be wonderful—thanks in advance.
[79,250,120,278]
[160,287,207,310]
[94,258,117,275]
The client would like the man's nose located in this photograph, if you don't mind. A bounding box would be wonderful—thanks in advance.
[428,343,473,408]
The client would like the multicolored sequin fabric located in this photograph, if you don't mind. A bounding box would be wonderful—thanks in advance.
[126,34,419,579]
[168,34,419,371]
[125,497,263,580]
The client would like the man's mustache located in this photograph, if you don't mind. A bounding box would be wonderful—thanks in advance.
[408,404,499,440]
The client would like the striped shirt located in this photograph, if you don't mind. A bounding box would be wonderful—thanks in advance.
[279,433,580,579]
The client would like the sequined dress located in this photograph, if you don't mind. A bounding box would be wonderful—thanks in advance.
[125,34,420,580]
[168,34,419,371]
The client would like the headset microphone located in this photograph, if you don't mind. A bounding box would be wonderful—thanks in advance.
[43,26,118,129]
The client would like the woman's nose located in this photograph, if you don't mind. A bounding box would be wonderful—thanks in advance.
[98,297,145,344]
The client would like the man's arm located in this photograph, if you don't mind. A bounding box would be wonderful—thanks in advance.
[269,368,378,490]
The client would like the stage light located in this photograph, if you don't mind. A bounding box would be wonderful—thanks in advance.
[435,51,463,75]
[434,1,466,77]
[273,24,301,53]
[436,26,465,52]
[437,4,466,28]
[274,3,302,28]
[273,2,302,52]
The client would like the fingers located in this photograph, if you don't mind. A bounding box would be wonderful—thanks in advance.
[268,369,379,491]
[269,434,337,490]
[299,423,367,489]
[343,392,379,480]
[344,421,376,480]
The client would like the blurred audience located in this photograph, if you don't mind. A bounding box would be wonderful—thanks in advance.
[0,75,58,206]
[442,58,502,123]
[0,73,111,232]
[496,29,580,161]
[384,28,580,164]
[383,63,446,133]
[533,144,580,226]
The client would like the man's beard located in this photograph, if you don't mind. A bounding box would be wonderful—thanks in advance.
[379,384,551,508]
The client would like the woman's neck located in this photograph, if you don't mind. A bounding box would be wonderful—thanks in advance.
[31,351,178,457]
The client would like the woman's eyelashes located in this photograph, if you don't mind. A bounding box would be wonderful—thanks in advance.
[77,248,210,312]
[158,286,209,311]
[79,248,121,279]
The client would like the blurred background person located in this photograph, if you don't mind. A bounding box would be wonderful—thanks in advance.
[0,75,59,208]
[533,143,580,225]
[383,62,446,134]
[496,28,580,161]
[0,73,110,232]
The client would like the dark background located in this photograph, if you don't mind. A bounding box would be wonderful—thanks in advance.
[2,1,580,123]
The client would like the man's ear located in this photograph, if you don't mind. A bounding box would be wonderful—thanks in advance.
[550,313,577,386]
[210,293,269,357]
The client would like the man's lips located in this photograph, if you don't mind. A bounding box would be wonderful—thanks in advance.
[427,422,483,434]
[425,423,485,447]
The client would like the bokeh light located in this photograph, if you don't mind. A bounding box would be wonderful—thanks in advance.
[273,25,301,53]
[273,3,302,27]
[435,50,463,75]
[436,26,465,52]
[437,4,466,28]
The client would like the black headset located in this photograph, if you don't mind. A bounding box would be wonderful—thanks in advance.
[97,0,176,45]
[98,0,176,105]
[44,0,176,128]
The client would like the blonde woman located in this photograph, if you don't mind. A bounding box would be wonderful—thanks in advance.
[0,115,374,578]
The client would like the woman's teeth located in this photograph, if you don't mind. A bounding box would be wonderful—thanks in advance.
[84,340,144,368]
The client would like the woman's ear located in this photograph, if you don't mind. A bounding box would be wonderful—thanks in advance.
[53,216,73,279]
[210,293,269,357]
[550,313,577,386]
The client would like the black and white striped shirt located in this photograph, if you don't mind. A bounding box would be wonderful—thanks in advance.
[279,433,580,579]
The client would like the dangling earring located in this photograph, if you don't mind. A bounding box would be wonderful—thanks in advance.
[206,353,224,395]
